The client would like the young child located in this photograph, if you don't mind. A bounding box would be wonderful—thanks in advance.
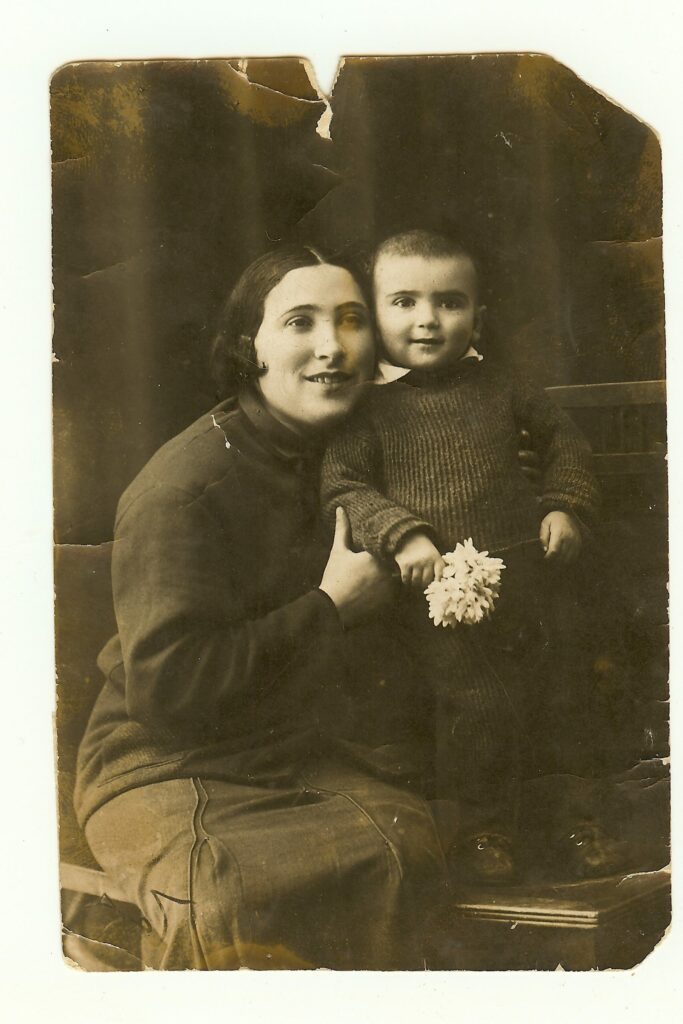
[321,229,606,885]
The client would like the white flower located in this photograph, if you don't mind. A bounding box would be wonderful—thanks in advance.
[424,538,505,628]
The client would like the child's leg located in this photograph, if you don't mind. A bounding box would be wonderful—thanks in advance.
[432,629,522,837]
[400,590,529,843]
[437,547,559,883]
[397,547,565,883]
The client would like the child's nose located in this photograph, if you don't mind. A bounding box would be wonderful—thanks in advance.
[416,303,439,328]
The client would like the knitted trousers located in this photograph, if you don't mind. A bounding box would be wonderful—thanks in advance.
[402,544,588,839]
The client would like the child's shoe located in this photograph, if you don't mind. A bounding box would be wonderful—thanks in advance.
[448,832,517,886]
[552,821,627,880]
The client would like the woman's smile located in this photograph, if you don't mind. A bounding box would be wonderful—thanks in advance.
[304,370,354,387]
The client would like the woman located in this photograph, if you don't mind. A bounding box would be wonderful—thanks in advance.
[74,246,448,970]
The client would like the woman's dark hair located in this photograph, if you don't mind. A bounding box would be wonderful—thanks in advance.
[211,245,373,398]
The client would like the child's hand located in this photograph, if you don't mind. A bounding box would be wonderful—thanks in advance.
[540,511,582,564]
[395,532,445,589]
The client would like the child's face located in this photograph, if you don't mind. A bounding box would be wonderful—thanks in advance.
[373,253,484,372]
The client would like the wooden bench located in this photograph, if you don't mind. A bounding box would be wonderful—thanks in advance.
[442,866,671,970]
[546,379,667,478]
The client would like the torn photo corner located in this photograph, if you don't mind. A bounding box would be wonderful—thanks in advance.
[52,53,669,972]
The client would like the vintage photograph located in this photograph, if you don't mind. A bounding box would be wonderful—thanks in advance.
[52,54,669,971]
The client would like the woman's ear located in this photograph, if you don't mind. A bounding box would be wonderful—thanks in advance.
[472,304,486,345]
[241,333,267,373]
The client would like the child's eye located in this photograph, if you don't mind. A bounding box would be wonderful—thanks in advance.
[393,296,415,309]
[440,298,465,310]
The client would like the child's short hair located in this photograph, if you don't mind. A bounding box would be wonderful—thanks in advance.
[372,228,480,289]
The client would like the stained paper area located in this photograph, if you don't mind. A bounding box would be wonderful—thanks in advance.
[52,55,669,972]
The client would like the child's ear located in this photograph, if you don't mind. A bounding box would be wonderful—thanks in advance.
[472,304,487,345]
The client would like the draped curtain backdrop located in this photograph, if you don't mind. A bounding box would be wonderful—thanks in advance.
[51,55,664,544]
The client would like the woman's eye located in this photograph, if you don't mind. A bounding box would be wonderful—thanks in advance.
[339,313,367,329]
[393,297,414,308]
[286,316,313,329]
[441,298,465,310]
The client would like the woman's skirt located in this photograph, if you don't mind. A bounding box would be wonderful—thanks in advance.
[83,756,448,970]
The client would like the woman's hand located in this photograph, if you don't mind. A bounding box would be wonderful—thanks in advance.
[540,510,582,564]
[319,508,396,628]
[394,531,445,590]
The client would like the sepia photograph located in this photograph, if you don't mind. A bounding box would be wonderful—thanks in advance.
[51,52,670,973]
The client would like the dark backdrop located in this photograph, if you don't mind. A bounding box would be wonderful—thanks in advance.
[52,55,664,544]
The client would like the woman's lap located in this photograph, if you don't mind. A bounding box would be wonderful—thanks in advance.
[84,758,448,970]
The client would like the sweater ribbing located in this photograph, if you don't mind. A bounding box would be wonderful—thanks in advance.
[321,361,598,561]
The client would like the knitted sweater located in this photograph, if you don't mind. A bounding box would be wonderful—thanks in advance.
[74,390,429,828]
[321,359,599,561]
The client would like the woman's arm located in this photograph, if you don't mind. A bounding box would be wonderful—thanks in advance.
[112,483,340,735]
[112,483,392,736]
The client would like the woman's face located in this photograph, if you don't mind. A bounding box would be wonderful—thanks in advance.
[253,264,376,434]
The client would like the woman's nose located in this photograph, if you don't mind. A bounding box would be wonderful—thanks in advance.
[313,325,344,359]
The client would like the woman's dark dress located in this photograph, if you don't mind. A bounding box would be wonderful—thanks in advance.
[75,390,446,969]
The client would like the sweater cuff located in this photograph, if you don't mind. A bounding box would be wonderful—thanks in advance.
[371,512,438,560]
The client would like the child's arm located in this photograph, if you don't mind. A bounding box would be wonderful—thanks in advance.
[321,413,441,585]
[513,379,599,564]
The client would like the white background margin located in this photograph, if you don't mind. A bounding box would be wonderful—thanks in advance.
[1,1,681,1020]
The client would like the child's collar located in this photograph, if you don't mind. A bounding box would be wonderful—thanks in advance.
[375,346,483,385]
